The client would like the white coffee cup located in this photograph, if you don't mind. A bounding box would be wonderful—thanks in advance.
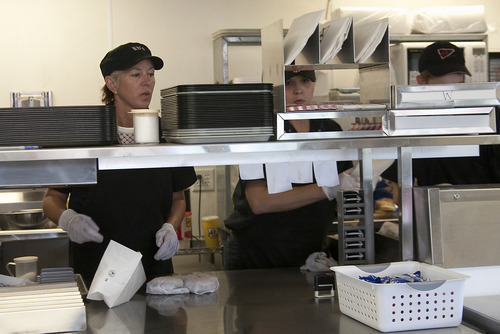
[6,256,38,281]
[130,109,160,144]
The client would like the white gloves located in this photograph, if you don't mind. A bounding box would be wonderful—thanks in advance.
[154,223,179,261]
[300,252,338,272]
[58,209,104,244]
[322,166,361,201]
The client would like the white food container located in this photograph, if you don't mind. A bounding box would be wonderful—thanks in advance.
[130,109,160,144]
[331,261,469,332]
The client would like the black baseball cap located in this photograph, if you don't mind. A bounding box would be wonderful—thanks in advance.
[418,41,471,77]
[100,42,164,77]
[285,70,316,82]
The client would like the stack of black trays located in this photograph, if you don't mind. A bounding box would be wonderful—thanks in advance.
[0,105,117,147]
[160,84,274,144]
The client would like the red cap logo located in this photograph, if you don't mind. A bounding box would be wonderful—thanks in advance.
[437,48,456,60]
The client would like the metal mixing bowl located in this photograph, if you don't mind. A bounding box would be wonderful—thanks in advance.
[0,209,52,230]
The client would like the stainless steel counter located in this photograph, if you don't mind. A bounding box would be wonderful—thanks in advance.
[464,295,500,334]
[79,268,484,334]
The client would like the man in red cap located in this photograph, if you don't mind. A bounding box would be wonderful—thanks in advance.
[382,41,500,188]
[416,41,471,85]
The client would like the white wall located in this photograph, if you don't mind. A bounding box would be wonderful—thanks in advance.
[1,0,499,108]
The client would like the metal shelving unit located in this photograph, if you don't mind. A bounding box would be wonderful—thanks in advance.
[1,134,499,262]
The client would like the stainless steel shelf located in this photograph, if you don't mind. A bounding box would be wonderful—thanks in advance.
[1,135,499,168]
[390,33,487,43]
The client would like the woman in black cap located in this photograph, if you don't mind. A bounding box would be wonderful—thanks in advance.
[43,42,197,286]
[223,70,356,270]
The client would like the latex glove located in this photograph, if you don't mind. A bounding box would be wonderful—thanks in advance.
[58,209,104,244]
[300,252,338,272]
[154,223,179,261]
[322,166,361,200]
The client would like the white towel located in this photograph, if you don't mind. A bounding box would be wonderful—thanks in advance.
[265,163,293,194]
[313,160,339,187]
[239,163,265,180]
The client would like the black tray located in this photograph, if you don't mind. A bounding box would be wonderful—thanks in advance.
[160,83,273,96]
[160,84,274,130]
[0,105,117,147]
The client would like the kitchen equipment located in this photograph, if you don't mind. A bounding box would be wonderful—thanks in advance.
[0,209,52,230]
[10,91,52,108]
[332,261,469,332]
[414,185,500,268]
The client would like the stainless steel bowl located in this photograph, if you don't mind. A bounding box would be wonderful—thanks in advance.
[0,209,52,230]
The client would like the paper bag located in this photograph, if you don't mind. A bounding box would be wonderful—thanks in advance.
[87,240,146,308]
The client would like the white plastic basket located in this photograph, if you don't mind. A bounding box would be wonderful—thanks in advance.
[331,261,469,332]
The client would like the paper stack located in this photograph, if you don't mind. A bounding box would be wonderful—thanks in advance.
[0,282,86,333]
[354,19,388,63]
[319,16,353,64]
[283,9,325,65]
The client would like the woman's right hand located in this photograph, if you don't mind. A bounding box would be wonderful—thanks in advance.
[58,209,104,244]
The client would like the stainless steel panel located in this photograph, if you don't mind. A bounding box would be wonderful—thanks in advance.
[386,107,496,136]
[390,34,488,43]
[414,185,500,268]
[276,109,387,140]
[0,159,96,187]
[392,82,500,109]
[398,146,414,261]
[0,188,46,212]
[360,148,375,263]
[359,64,391,105]
[261,19,286,113]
